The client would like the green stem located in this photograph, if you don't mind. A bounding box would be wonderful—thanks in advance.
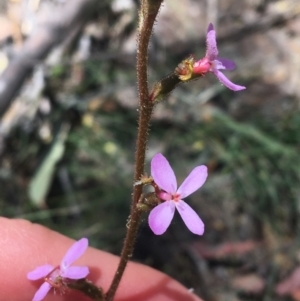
[105,1,162,300]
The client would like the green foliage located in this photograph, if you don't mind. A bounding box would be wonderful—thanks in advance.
[192,109,300,235]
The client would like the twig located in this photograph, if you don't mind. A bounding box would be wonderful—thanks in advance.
[0,0,101,117]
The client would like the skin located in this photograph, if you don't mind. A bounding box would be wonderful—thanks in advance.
[0,217,204,301]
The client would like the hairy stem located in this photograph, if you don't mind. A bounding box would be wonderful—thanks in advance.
[105,1,162,300]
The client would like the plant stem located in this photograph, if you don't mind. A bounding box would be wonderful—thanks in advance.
[105,1,162,301]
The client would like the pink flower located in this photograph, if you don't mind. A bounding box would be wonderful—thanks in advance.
[193,23,246,91]
[27,238,89,301]
[149,153,208,235]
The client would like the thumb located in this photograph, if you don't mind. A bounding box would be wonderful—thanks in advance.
[0,217,203,301]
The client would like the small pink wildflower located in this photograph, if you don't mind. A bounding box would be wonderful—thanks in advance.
[193,23,246,91]
[149,153,208,235]
[27,238,89,301]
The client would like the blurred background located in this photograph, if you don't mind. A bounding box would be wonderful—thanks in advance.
[0,0,300,300]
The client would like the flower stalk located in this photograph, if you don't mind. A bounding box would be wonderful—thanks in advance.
[105,1,163,301]
[66,279,105,301]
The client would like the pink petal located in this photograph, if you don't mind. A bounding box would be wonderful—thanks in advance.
[60,238,88,271]
[151,153,177,193]
[213,60,226,70]
[32,282,52,301]
[176,200,204,235]
[213,69,246,91]
[217,58,236,70]
[27,265,54,280]
[148,201,175,235]
[206,24,218,61]
[61,266,89,279]
[207,23,214,33]
[177,165,208,198]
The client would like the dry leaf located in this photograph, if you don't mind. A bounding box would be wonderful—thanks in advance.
[276,267,300,296]
[232,274,265,294]
[192,240,259,260]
